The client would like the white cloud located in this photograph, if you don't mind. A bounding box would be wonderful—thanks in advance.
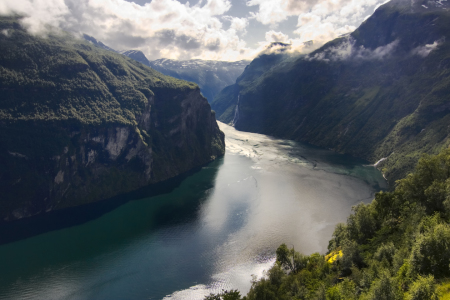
[0,0,252,61]
[0,0,391,61]
[308,37,400,62]
[248,0,387,49]
[222,16,249,32]
[0,0,69,34]
[411,40,442,57]
[265,30,290,43]
[356,39,399,60]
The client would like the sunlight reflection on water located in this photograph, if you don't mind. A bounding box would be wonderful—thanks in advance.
[0,122,386,300]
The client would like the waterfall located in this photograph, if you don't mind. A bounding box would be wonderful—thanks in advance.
[232,95,240,126]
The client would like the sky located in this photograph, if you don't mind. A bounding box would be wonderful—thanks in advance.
[0,0,390,61]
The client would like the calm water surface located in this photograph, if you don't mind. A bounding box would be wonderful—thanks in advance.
[0,122,386,299]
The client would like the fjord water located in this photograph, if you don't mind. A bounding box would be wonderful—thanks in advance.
[0,122,386,300]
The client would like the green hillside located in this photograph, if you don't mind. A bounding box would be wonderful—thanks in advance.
[211,0,450,186]
[0,16,225,221]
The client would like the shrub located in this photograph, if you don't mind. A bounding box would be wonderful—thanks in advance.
[409,223,450,278]
[407,275,438,300]
[374,242,396,265]
[363,271,400,300]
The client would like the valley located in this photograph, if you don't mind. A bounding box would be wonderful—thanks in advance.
[0,123,385,300]
[1,0,450,298]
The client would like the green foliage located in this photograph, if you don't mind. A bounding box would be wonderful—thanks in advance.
[211,1,450,185]
[409,223,450,278]
[221,147,450,300]
[373,243,396,265]
[326,279,357,300]
[205,290,242,300]
[362,271,400,300]
[347,202,379,244]
[0,16,225,219]
[0,16,197,126]
[246,278,277,300]
[276,243,311,274]
[407,275,438,300]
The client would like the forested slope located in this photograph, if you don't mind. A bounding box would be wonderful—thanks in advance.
[211,0,450,186]
[0,16,225,221]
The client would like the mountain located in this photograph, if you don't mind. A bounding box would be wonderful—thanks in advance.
[83,34,118,53]
[121,49,151,66]
[0,16,225,221]
[211,0,450,186]
[120,50,249,102]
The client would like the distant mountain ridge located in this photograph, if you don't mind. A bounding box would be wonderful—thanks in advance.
[211,0,450,186]
[81,36,249,103]
[117,49,249,102]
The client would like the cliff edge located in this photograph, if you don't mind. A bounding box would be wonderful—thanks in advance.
[0,16,225,221]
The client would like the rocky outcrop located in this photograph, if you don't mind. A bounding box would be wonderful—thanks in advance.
[0,16,224,221]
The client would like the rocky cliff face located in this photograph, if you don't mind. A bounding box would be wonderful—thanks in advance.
[212,0,450,185]
[0,16,224,221]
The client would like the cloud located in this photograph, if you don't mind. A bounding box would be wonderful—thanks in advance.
[247,0,387,49]
[0,0,251,61]
[411,40,442,57]
[0,0,392,61]
[222,16,249,32]
[265,30,290,43]
[308,37,400,62]
[247,0,386,25]
[356,39,399,60]
[0,0,70,34]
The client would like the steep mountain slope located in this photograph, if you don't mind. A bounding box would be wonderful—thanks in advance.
[121,50,151,65]
[211,43,293,124]
[121,50,249,102]
[0,16,225,221]
[83,34,118,53]
[212,0,450,186]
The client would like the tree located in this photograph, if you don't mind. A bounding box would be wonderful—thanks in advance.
[409,223,450,278]
[326,279,356,300]
[276,243,308,274]
[374,242,396,265]
[276,243,293,272]
[407,275,438,300]
[364,271,400,300]
[246,278,277,300]
[347,202,378,244]
[204,290,242,300]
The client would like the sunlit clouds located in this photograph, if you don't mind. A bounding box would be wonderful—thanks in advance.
[0,0,388,61]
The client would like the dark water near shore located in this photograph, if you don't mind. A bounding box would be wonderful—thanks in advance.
[0,123,386,300]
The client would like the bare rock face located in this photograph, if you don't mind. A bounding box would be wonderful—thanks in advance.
[0,16,225,221]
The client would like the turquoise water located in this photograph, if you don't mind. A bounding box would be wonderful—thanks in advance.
[0,124,386,299]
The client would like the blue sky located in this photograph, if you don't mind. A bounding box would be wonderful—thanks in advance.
[0,0,388,61]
